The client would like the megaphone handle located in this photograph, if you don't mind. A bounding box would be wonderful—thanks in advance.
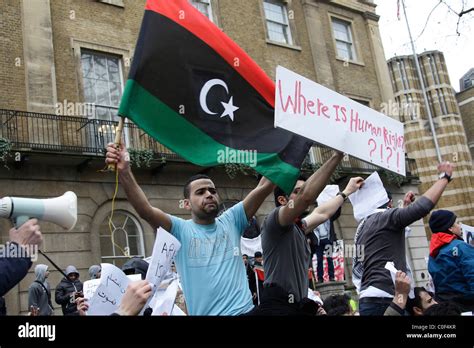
[14,215,30,228]
[107,117,125,172]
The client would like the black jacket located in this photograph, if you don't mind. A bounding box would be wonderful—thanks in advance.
[0,242,32,297]
[55,278,83,315]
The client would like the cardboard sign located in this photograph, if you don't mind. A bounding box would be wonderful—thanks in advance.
[275,66,405,175]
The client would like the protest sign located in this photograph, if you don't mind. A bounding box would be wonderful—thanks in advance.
[87,263,130,315]
[275,66,405,175]
[146,227,181,287]
[349,171,388,221]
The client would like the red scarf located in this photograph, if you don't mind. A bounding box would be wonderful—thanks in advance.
[429,232,457,258]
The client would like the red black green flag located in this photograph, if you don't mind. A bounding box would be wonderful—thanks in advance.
[119,0,313,193]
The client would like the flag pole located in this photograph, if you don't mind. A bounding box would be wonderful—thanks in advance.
[400,0,442,163]
[107,117,125,171]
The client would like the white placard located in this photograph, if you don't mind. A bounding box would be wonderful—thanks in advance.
[150,280,179,316]
[349,172,388,221]
[146,228,181,287]
[461,224,474,246]
[83,279,101,301]
[240,235,262,257]
[275,66,405,175]
[316,185,339,206]
[87,263,130,315]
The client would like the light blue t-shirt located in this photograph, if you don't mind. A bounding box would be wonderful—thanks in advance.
[168,202,254,315]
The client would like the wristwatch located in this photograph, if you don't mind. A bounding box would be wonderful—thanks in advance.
[438,172,452,183]
[337,191,348,201]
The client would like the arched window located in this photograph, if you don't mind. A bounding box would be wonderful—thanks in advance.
[99,210,145,268]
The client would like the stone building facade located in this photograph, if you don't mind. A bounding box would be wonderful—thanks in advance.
[387,51,474,229]
[1,0,427,314]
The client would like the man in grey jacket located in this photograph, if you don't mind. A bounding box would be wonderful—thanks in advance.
[28,264,53,316]
[354,161,454,316]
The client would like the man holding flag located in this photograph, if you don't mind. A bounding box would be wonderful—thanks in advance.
[106,0,314,315]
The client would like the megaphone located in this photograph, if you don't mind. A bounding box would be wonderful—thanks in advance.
[0,192,77,231]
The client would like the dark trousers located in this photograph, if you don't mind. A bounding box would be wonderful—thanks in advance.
[359,297,392,316]
[244,285,319,316]
[316,239,334,281]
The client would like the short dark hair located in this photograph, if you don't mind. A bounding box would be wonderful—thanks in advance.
[406,287,429,315]
[273,175,307,207]
[323,294,352,316]
[183,174,212,198]
[423,302,462,316]
[377,189,393,209]
[254,251,263,258]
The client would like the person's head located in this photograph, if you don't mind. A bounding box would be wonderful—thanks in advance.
[274,175,307,207]
[377,190,393,209]
[183,174,220,223]
[88,265,101,280]
[323,294,354,316]
[407,287,438,316]
[429,210,462,237]
[122,258,149,280]
[254,251,263,264]
[423,301,462,316]
[242,254,248,266]
[34,264,49,283]
[65,265,79,282]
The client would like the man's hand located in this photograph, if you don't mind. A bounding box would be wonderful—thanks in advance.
[75,297,88,316]
[342,177,364,196]
[28,306,39,316]
[116,280,152,316]
[403,191,415,208]
[437,161,454,177]
[392,271,411,310]
[105,142,130,172]
[9,219,42,247]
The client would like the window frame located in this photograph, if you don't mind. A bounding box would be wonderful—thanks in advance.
[99,210,146,266]
[330,16,357,63]
[263,0,294,46]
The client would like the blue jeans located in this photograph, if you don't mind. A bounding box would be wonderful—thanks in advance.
[359,298,392,316]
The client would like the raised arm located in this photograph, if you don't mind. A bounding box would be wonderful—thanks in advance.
[106,143,171,231]
[242,176,276,220]
[302,177,364,234]
[278,151,344,227]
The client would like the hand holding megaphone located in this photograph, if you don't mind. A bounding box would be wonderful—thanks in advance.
[0,192,77,230]
[9,218,43,248]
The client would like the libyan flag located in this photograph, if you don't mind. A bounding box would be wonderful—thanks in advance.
[119,0,313,193]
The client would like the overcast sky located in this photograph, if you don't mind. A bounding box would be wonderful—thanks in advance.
[375,0,474,92]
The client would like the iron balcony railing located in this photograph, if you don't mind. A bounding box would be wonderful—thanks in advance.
[0,109,179,160]
[0,109,418,177]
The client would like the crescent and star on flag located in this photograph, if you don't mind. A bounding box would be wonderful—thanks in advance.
[199,79,239,121]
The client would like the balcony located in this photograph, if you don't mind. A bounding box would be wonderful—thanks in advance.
[0,109,418,178]
[0,109,180,162]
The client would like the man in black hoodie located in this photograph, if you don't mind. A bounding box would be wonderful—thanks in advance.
[55,265,83,316]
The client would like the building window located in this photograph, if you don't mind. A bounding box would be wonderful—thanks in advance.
[263,0,293,45]
[397,60,410,90]
[190,0,213,21]
[99,211,145,268]
[81,50,126,148]
[436,89,448,115]
[428,54,441,85]
[332,18,356,61]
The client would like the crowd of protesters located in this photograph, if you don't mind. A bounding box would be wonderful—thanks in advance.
[0,144,473,316]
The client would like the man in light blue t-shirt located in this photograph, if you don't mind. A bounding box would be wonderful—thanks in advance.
[106,143,275,315]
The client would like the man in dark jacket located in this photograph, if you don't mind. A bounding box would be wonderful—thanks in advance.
[55,265,83,315]
[0,219,43,297]
[28,264,53,316]
[428,210,474,311]
[122,258,149,280]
